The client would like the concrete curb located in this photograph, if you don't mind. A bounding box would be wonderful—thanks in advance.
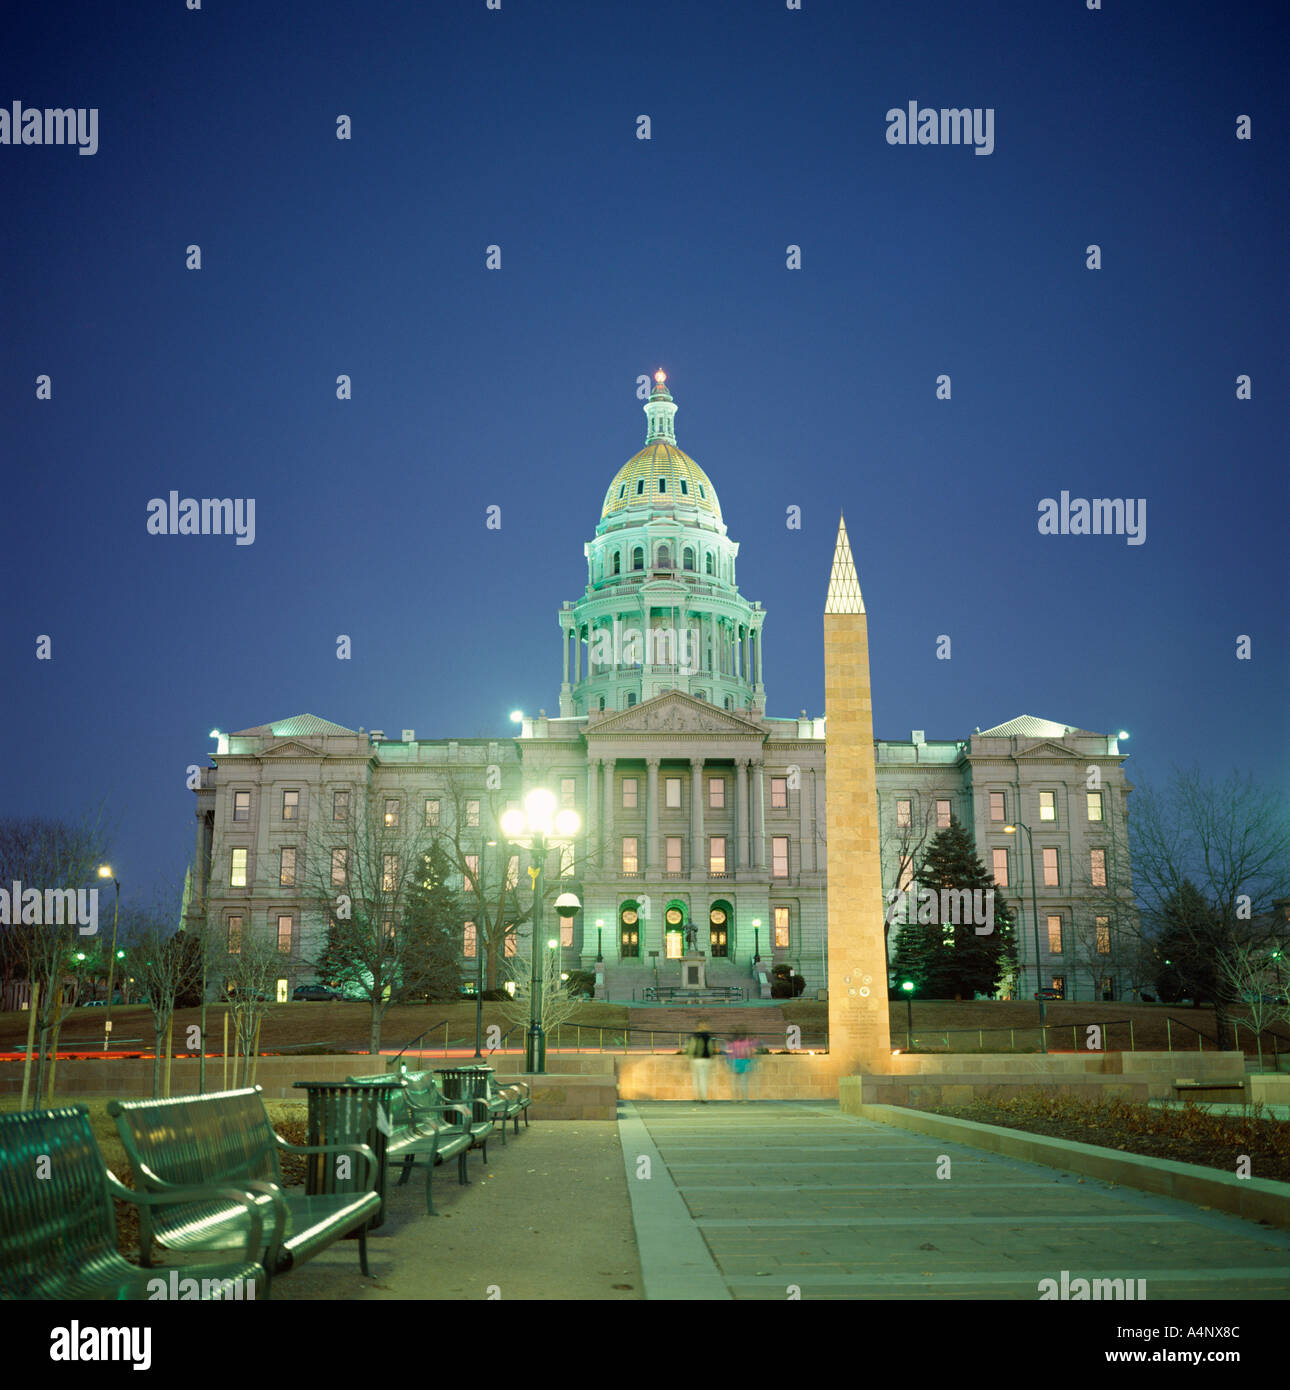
[850,1103,1290,1231]
[617,1101,730,1300]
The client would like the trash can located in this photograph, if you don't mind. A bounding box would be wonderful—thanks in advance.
[292,1079,402,1230]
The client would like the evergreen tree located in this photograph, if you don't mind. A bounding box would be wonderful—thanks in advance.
[893,817,1015,998]
[1153,879,1220,1006]
[400,841,464,1001]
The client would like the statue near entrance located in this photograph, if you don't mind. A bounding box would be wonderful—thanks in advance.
[684,922,699,954]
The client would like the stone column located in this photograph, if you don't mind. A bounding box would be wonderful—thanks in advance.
[602,758,615,868]
[587,758,599,848]
[574,623,582,684]
[562,623,569,684]
[751,759,765,868]
[690,756,705,873]
[708,612,717,674]
[736,758,749,869]
[646,757,660,872]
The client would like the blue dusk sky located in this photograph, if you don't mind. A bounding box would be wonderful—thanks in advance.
[1,0,1286,905]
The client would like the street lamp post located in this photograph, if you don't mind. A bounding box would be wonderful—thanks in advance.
[901,979,915,1049]
[595,919,604,963]
[752,918,761,964]
[1004,823,1046,1054]
[97,866,120,1054]
[500,790,580,1075]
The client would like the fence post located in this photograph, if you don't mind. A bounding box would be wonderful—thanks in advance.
[1010,1027,1015,1052]
[979,1028,984,1050]
[444,1020,449,1057]
[1166,1017,1172,1052]
[1073,1024,1078,1052]
[1129,1018,1135,1053]
[1198,1028,1202,1053]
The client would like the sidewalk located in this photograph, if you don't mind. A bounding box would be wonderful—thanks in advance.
[621,1100,1290,1300]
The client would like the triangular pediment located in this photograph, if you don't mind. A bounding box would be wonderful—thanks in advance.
[1012,740,1081,760]
[588,690,764,738]
[260,738,324,758]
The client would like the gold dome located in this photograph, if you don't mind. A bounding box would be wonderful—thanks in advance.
[600,441,723,522]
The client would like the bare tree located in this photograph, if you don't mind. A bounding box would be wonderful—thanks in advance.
[499,940,582,1039]
[1131,769,1290,1050]
[127,890,202,1098]
[1216,939,1282,1071]
[206,916,284,1086]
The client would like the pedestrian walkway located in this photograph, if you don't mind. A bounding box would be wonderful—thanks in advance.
[619,1100,1290,1300]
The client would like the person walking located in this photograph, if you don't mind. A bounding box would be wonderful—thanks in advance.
[688,1020,717,1102]
[727,1029,754,1102]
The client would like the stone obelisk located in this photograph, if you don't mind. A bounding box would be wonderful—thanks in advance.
[824,515,892,1072]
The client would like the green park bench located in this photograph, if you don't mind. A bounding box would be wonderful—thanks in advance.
[107,1087,380,1289]
[345,1068,491,1212]
[1,1105,266,1301]
[438,1065,531,1140]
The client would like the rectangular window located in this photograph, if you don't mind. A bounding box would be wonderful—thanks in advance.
[382,853,398,892]
[1090,848,1107,887]
[464,854,479,889]
[896,799,912,829]
[279,847,296,887]
[897,857,915,892]
[936,799,951,830]
[561,916,574,948]
[561,778,576,807]
[230,848,247,887]
[1050,975,1065,997]
[622,778,638,809]
[771,776,788,809]
[665,776,682,809]
[709,836,726,874]
[1043,848,1059,887]
[282,790,299,821]
[505,855,519,890]
[772,836,789,878]
[333,789,349,821]
[666,836,682,873]
[1039,791,1056,822]
[464,922,477,958]
[1096,917,1111,954]
[1087,792,1103,822]
[330,848,347,887]
[277,914,292,953]
[384,798,399,827]
[666,932,682,959]
[992,848,1009,887]
[233,791,250,822]
[227,915,242,954]
[989,791,1005,822]
[425,798,439,827]
[560,843,575,878]
[709,777,725,809]
[773,906,790,948]
[1100,975,1113,998]
[1047,915,1063,954]
[466,800,480,827]
[622,838,638,873]
[503,928,516,958]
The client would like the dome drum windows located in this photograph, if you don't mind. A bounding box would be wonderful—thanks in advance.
[632,546,644,571]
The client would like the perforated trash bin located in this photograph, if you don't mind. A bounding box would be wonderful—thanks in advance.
[292,1079,401,1230]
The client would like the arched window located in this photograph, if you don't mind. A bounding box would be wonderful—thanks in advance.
[705,552,714,576]
[598,696,606,711]
[612,551,621,575]
[657,545,671,569]
[724,696,733,710]
[627,692,637,707]
[683,546,695,571]
[632,546,644,571]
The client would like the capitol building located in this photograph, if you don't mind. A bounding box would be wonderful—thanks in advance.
[188,373,1136,1004]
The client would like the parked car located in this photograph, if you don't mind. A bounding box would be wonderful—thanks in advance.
[1033,988,1064,1001]
[292,983,343,1002]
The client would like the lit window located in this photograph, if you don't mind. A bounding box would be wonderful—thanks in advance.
[772,837,789,878]
[561,916,574,947]
[989,791,1005,822]
[464,922,477,958]
[1090,848,1107,887]
[466,800,480,827]
[622,838,638,873]
[282,790,298,821]
[227,915,242,954]
[709,837,726,874]
[233,791,250,822]
[231,848,247,887]
[382,853,398,892]
[1096,917,1111,954]
[1039,791,1056,822]
[560,843,575,878]
[505,855,518,889]
[709,778,725,809]
[504,928,517,958]
[771,777,788,809]
[773,906,789,948]
[425,799,439,827]
[277,914,293,953]
[936,800,951,830]
[897,857,914,891]
[1042,848,1059,887]
[562,778,576,807]
[896,799,911,829]
[333,790,349,821]
[1047,915,1063,953]
[666,836,682,873]
[665,777,681,808]
[622,778,638,809]
[331,848,348,887]
[1087,792,1103,822]
[464,855,479,889]
[279,847,296,887]
[384,799,399,827]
